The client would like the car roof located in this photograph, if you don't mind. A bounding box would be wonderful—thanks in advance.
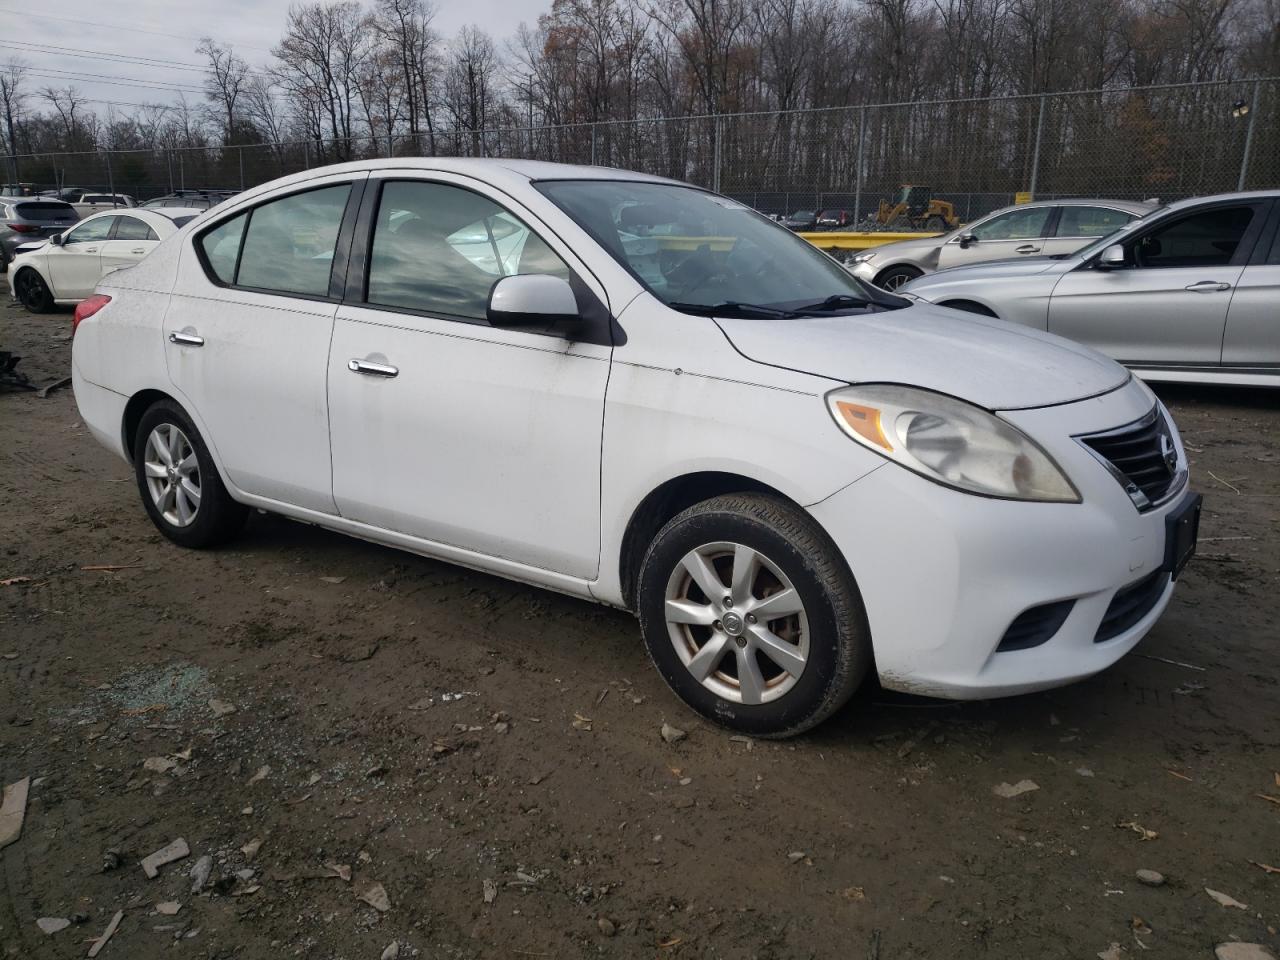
[1161,189,1280,211]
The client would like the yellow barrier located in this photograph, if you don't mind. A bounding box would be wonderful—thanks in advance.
[797,231,942,251]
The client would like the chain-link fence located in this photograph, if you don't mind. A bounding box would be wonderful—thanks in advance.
[5,78,1276,223]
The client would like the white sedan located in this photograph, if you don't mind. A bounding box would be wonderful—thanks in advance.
[70,160,1201,736]
[10,207,200,312]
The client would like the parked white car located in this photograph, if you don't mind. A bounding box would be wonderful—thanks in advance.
[70,160,1201,736]
[61,190,136,219]
[10,207,201,312]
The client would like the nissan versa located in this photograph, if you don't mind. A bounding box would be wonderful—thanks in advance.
[70,159,1201,737]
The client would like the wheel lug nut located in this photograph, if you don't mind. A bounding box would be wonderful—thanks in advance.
[713,620,722,631]
[735,636,747,648]
[746,614,757,624]
[723,596,733,607]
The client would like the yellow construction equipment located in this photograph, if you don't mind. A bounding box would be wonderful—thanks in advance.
[871,185,958,231]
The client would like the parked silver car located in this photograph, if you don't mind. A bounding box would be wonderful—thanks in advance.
[849,198,1155,290]
[902,191,1279,387]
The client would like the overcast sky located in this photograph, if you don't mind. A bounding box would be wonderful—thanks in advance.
[2,0,553,115]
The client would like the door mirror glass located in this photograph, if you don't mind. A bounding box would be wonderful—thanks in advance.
[488,274,579,326]
[1098,243,1126,267]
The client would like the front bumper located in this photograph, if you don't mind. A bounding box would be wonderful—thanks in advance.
[847,260,878,284]
[809,377,1192,699]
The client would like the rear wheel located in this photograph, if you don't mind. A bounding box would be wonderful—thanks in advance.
[637,494,871,737]
[873,264,923,291]
[133,400,247,548]
[13,268,54,313]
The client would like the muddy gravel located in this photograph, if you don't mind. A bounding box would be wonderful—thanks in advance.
[1,287,1278,959]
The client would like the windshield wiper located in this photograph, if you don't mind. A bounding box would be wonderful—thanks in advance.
[667,300,799,319]
[788,294,872,312]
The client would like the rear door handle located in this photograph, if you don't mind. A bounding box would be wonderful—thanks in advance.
[348,358,398,378]
[168,332,204,346]
[1184,281,1231,293]
[130,248,145,254]
[1015,244,1041,254]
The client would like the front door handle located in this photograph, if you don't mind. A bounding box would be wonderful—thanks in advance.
[168,331,204,347]
[348,358,398,378]
[1184,281,1231,293]
[1015,244,1041,254]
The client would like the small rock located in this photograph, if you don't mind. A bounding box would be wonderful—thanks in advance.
[143,757,177,774]
[1215,945,1278,960]
[381,943,401,960]
[339,642,378,663]
[357,881,391,912]
[787,851,806,864]
[189,855,213,893]
[597,916,617,937]
[36,917,70,935]
[660,723,687,744]
[1097,944,1124,960]
[247,765,271,786]
[482,878,497,904]
[236,868,255,881]
[1135,869,1165,887]
[992,779,1039,798]
[101,849,122,873]
[208,699,236,717]
[325,862,352,882]
[241,837,263,860]
[1075,767,1095,778]
[155,902,181,916]
[141,838,189,879]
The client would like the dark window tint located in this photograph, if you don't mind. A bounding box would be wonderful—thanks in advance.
[199,212,247,284]
[367,181,569,320]
[235,185,350,296]
[1133,206,1255,268]
[971,206,1052,240]
[15,201,77,220]
[170,215,197,228]
[86,195,116,204]
[66,217,116,243]
[114,217,158,242]
[1056,206,1137,238]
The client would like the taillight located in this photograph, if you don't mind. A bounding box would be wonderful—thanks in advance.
[6,223,36,233]
[73,294,112,337]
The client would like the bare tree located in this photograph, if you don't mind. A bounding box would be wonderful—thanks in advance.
[198,38,253,142]
[0,57,28,181]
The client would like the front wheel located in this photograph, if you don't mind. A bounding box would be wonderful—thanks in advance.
[874,264,923,291]
[13,268,54,313]
[133,400,247,548]
[637,494,871,737]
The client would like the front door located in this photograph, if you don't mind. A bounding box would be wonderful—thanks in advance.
[935,205,1054,269]
[163,175,361,514]
[1047,201,1269,367]
[47,215,115,299]
[327,175,611,579]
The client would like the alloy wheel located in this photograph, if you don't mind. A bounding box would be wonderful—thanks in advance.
[663,541,809,705]
[143,423,201,527]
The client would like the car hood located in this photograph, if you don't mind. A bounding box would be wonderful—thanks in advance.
[911,255,1071,287]
[715,301,1128,410]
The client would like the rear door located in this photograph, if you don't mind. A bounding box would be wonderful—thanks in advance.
[935,205,1054,268]
[47,215,116,299]
[1047,200,1269,367]
[1222,200,1280,371]
[1039,205,1142,258]
[164,173,364,514]
[100,215,159,275]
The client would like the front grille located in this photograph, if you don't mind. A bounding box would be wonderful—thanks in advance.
[998,599,1075,652]
[1079,408,1181,510]
[1095,571,1169,642]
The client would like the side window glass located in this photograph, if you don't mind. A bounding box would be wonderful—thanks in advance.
[971,207,1051,241]
[367,181,570,320]
[115,217,157,242]
[236,184,350,296]
[200,212,247,284]
[1056,206,1135,238]
[66,217,115,243]
[1132,206,1255,269]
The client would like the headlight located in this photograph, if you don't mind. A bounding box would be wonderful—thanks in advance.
[850,252,876,264]
[826,384,1080,502]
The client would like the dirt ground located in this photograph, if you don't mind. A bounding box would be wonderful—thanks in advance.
[1,285,1277,960]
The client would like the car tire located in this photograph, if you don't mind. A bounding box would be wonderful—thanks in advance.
[132,400,248,549]
[874,264,923,291]
[13,268,54,313]
[637,493,871,738]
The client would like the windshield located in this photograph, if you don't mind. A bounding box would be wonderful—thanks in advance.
[536,181,903,316]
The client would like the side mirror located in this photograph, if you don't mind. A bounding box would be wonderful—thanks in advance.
[958,232,976,248]
[1097,243,1126,268]
[487,274,579,327]
[49,233,64,246]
